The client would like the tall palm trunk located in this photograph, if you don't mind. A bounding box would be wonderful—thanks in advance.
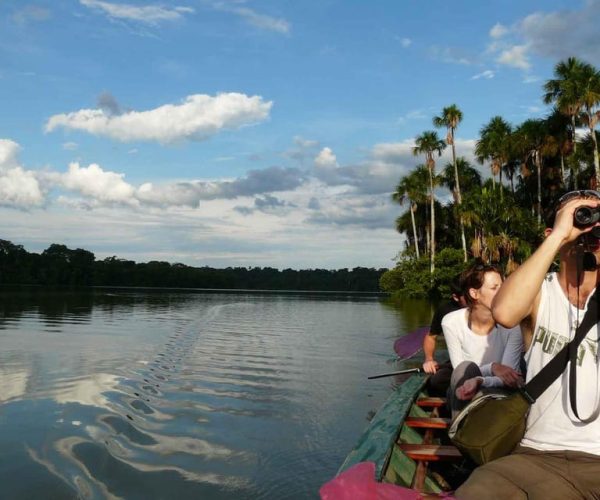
[588,113,600,187]
[450,130,467,262]
[572,115,578,154]
[410,203,420,258]
[427,160,435,275]
[536,152,542,224]
[572,114,579,189]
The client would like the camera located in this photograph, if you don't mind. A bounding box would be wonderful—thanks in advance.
[574,206,600,227]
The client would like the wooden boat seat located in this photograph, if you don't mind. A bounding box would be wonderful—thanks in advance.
[399,443,462,462]
[416,397,446,408]
[405,417,450,429]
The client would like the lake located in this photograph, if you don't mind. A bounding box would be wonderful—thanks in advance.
[0,287,431,499]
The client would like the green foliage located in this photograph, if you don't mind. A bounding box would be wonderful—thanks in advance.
[380,248,466,300]
[0,240,386,291]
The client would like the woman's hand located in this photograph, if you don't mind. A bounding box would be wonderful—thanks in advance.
[456,377,483,400]
[422,359,438,374]
[492,363,523,388]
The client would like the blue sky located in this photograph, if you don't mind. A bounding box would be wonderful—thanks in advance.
[0,0,598,269]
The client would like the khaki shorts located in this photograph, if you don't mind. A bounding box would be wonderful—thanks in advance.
[455,446,600,500]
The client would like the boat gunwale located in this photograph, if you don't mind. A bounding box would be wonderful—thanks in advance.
[337,373,428,480]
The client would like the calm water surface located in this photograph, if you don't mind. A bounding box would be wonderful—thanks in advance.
[0,287,431,499]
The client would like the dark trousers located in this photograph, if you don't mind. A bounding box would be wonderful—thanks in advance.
[447,361,482,417]
[426,360,453,397]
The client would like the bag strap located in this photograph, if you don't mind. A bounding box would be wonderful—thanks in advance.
[568,298,600,422]
[522,287,599,405]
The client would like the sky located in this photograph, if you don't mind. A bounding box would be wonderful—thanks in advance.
[1,0,599,270]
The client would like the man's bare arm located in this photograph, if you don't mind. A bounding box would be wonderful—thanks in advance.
[491,233,561,328]
[493,198,598,328]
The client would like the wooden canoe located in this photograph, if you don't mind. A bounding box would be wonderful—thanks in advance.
[337,373,471,495]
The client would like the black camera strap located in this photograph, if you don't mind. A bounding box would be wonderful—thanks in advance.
[521,287,600,423]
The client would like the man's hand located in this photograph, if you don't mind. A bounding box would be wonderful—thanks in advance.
[456,377,483,401]
[422,359,438,374]
[552,197,600,244]
[491,363,523,388]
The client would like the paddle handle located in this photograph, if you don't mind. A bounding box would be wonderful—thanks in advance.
[367,367,422,380]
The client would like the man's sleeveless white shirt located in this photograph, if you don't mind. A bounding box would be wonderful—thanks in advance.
[522,272,600,454]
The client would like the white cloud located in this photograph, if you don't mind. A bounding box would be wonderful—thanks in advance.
[399,37,412,48]
[315,147,338,168]
[0,167,45,209]
[471,70,495,80]
[45,93,273,144]
[58,162,138,206]
[371,138,477,177]
[294,136,319,149]
[371,140,415,163]
[135,166,306,207]
[487,2,600,68]
[0,139,21,168]
[0,140,44,208]
[62,142,78,151]
[429,46,474,65]
[13,6,51,24]
[229,7,290,34]
[397,109,428,125]
[80,0,194,25]
[516,2,600,64]
[497,45,530,70]
[285,136,320,162]
[523,75,540,84]
[489,23,508,39]
[307,195,397,230]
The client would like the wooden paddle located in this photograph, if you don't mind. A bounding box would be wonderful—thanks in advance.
[393,326,429,360]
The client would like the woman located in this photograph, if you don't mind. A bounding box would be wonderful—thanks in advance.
[442,263,523,415]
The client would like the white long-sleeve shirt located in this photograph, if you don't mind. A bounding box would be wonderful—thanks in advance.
[442,308,523,387]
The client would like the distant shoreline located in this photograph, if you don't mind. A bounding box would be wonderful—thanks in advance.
[1,283,389,296]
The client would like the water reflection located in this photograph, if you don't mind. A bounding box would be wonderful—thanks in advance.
[0,286,430,498]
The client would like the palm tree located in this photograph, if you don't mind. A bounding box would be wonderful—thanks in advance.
[440,157,483,195]
[543,57,584,187]
[440,157,482,260]
[413,131,446,274]
[577,62,600,186]
[475,116,512,198]
[392,165,429,258]
[546,107,574,187]
[433,104,467,261]
[544,58,600,187]
[513,119,558,224]
[461,182,537,273]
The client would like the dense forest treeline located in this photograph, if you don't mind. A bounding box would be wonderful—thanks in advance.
[0,239,385,292]
[381,56,600,299]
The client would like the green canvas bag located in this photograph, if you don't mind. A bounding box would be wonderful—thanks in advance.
[448,390,529,465]
[448,289,599,465]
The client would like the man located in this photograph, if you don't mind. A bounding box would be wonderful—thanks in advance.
[456,190,600,499]
[422,275,466,396]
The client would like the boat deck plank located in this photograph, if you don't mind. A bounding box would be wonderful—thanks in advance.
[405,417,450,429]
[399,443,463,461]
